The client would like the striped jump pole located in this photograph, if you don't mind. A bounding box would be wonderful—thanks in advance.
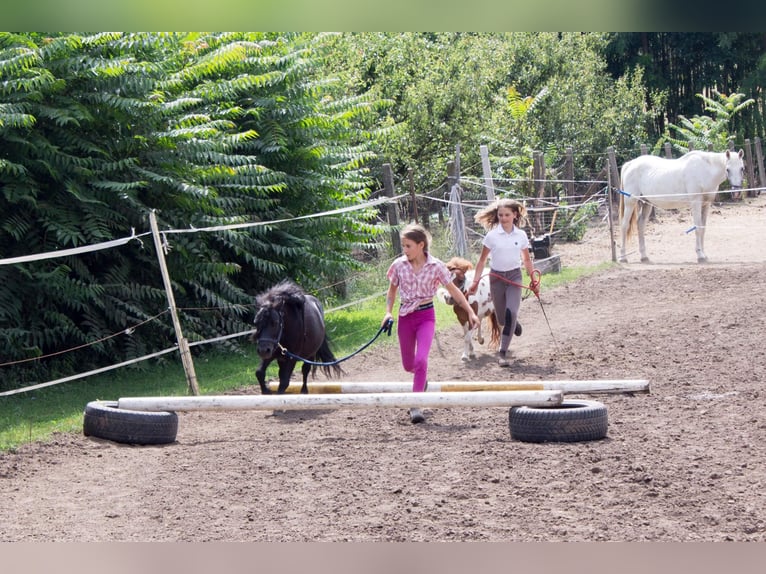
[265,379,650,395]
[117,390,563,412]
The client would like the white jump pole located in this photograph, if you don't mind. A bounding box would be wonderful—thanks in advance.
[266,379,650,395]
[117,390,563,412]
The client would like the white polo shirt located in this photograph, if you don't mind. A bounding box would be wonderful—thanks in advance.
[482,225,530,272]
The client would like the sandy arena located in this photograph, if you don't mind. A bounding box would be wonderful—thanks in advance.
[2,195,766,541]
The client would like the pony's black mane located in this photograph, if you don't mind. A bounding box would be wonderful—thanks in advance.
[255,279,307,310]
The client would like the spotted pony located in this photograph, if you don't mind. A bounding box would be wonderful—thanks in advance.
[436,257,500,361]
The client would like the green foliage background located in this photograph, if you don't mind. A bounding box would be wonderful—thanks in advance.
[2,31,765,395]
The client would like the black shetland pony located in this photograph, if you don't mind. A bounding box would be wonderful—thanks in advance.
[252,280,342,394]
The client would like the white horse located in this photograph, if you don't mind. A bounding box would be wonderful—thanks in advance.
[619,149,745,263]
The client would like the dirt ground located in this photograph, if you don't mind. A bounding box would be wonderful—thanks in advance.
[2,195,766,542]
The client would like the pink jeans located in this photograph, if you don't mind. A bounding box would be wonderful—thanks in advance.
[397,306,435,392]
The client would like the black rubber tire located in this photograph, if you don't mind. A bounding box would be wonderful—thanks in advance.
[509,399,608,443]
[83,400,178,445]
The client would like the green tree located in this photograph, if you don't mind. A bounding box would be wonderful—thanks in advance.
[662,90,755,153]
[0,32,384,390]
[322,33,651,202]
[605,32,766,139]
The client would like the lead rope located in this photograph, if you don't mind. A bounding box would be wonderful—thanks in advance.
[278,318,394,366]
[483,269,559,351]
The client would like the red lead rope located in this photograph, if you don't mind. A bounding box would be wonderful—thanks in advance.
[484,269,558,351]
[486,269,541,297]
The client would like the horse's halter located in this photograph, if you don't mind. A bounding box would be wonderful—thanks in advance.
[447,267,467,293]
[254,304,284,348]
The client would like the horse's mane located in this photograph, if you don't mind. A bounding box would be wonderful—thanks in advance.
[256,279,307,310]
[446,256,474,273]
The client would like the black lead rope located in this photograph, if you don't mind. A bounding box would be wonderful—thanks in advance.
[278,318,394,366]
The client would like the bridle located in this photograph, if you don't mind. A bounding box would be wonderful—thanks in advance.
[253,304,284,349]
[447,267,469,294]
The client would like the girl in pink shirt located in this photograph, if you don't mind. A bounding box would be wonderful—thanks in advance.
[383,224,478,423]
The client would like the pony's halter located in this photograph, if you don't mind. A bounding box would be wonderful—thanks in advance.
[447,268,467,293]
[254,305,284,348]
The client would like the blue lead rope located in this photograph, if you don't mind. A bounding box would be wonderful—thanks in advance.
[278,318,394,366]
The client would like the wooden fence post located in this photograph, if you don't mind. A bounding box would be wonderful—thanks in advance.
[607,145,621,213]
[448,145,468,257]
[480,144,496,202]
[382,163,401,255]
[564,146,574,201]
[755,137,765,192]
[408,168,417,223]
[606,147,618,263]
[532,151,546,233]
[728,139,740,199]
[744,139,757,197]
[149,210,199,396]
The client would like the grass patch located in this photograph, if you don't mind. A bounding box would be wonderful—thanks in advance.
[0,248,611,452]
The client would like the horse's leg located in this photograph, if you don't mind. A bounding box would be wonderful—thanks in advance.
[637,201,650,262]
[300,361,312,394]
[696,201,710,263]
[276,359,296,394]
[461,322,472,361]
[256,358,272,394]
[475,314,484,345]
[618,200,635,263]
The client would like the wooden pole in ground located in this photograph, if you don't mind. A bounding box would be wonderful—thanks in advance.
[149,211,199,395]
[606,147,617,263]
[480,144,496,201]
[119,390,564,412]
[382,163,401,255]
[532,151,545,234]
[744,139,757,197]
[563,146,574,202]
[754,137,765,192]
[408,168,417,222]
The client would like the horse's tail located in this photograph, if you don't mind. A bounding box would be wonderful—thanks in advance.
[619,192,638,240]
[488,312,501,349]
[313,336,344,379]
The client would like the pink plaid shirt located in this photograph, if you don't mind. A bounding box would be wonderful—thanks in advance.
[387,253,452,316]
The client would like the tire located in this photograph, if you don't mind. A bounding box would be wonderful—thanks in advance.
[83,400,178,445]
[508,399,608,443]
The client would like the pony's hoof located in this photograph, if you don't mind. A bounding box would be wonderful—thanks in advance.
[697,256,708,263]
[409,408,425,424]
[618,257,628,263]
[640,257,651,263]
[461,355,470,362]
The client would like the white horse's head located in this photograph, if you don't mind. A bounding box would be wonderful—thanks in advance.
[725,149,745,190]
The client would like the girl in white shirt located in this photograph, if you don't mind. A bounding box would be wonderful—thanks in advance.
[468,199,539,367]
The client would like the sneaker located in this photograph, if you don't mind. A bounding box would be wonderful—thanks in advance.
[498,351,510,367]
[409,408,425,424]
[514,321,522,337]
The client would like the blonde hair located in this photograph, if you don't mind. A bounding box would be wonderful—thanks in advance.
[474,198,529,230]
[400,223,431,252]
